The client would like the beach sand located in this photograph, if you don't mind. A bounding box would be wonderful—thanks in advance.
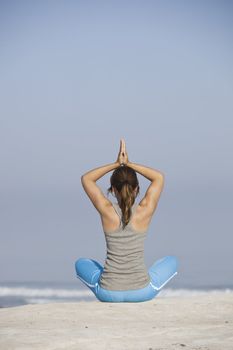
[0,293,232,350]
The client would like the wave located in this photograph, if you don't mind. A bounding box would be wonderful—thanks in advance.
[158,288,233,297]
[0,286,233,299]
[0,286,91,298]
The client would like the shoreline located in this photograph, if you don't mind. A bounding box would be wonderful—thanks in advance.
[1,285,233,309]
[0,293,232,349]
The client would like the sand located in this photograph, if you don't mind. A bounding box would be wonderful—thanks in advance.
[0,293,232,350]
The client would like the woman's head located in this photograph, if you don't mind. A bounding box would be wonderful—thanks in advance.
[107,165,140,229]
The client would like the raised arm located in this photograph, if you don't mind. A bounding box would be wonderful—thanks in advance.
[127,161,165,215]
[127,161,164,182]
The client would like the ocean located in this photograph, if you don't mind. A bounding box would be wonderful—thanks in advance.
[1,280,232,308]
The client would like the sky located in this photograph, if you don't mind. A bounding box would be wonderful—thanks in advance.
[0,0,233,288]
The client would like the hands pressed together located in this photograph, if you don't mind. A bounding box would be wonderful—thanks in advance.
[116,139,129,166]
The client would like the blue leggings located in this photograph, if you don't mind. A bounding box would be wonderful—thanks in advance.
[75,255,178,302]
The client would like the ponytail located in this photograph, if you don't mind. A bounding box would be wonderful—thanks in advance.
[119,183,135,229]
[107,165,140,230]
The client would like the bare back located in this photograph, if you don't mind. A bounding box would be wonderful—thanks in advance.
[101,175,164,234]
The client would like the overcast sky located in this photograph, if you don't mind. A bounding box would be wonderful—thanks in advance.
[0,0,232,288]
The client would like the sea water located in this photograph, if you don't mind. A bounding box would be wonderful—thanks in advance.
[0,280,232,308]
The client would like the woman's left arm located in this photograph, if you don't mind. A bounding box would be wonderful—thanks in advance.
[81,161,120,214]
[81,161,120,182]
[81,139,126,214]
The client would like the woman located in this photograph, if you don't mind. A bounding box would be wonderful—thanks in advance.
[75,139,178,302]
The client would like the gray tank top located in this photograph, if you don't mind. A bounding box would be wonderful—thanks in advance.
[99,202,151,291]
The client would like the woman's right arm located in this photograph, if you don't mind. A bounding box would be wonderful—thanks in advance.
[127,161,164,182]
[127,161,165,214]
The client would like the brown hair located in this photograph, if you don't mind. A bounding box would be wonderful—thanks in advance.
[107,165,140,229]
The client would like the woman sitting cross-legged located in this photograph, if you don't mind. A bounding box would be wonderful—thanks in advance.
[75,139,178,302]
